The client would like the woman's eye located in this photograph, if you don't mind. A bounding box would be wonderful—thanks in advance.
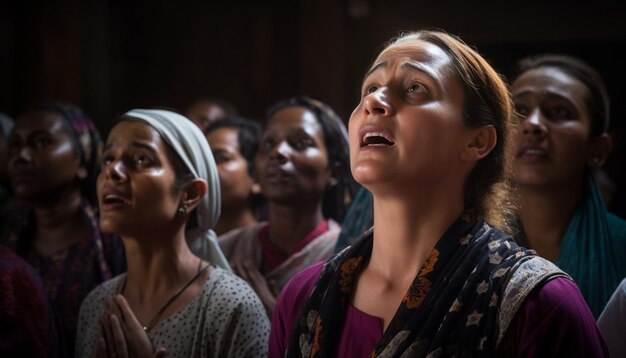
[214,153,230,164]
[102,155,113,166]
[261,138,275,151]
[32,137,50,148]
[408,83,425,93]
[514,104,529,117]
[547,107,570,119]
[293,138,313,150]
[134,154,153,166]
[363,84,378,96]
[8,139,20,151]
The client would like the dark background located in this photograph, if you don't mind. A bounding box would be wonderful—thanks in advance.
[1,0,625,207]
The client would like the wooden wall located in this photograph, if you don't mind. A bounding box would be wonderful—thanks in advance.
[2,0,625,199]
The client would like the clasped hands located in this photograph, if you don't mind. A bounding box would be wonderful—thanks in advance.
[94,295,167,358]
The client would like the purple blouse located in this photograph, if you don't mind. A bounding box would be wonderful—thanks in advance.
[270,262,607,357]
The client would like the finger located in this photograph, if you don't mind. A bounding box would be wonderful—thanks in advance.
[152,347,168,358]
[94,322,104,358]
[107,296,124,323]
[110,314,129,358]
[113,294,145,332]
[101,314,116,358]
[95,336,107,358]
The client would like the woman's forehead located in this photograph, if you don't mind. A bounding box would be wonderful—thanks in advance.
[377,39,451,66]
[108,120,162,145]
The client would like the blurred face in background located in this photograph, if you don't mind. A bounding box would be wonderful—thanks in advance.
[8,110,84,203]
[255,106,331,206]
[511,66,593,189]
[206,127,258,212]
[186,101,227,132]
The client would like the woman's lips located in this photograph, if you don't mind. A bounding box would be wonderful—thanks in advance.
[264,166,294,185]
[516,146,549,163]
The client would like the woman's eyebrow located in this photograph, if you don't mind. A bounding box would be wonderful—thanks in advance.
[403,60,443,87]
[363,61,388,82]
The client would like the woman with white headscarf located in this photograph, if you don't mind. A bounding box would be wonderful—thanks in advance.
[75,109,269,358]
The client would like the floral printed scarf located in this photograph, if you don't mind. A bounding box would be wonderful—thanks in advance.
[287,215,555,357]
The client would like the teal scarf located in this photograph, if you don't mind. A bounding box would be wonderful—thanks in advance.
[557,172,626,317]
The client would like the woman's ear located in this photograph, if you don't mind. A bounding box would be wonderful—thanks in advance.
[587,133,613,167]
[251,181,262,195]
[77,166,88,180]
[182,179,208,212]
[327,161,341,188]
[460,126,497,162]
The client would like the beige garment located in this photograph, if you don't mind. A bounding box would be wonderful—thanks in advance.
[219,220,340,290]
[75,268,269,358]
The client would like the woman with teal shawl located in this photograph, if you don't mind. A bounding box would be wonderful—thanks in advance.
[510,54,626,317]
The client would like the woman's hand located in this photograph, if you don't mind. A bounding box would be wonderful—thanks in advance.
[233,260,279,317]
[94,295,167,358]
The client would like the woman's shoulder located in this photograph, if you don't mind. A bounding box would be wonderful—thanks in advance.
[218,222,266,257]
[273,262,325,323]
[500,276,608,356]
[202,267,267,311]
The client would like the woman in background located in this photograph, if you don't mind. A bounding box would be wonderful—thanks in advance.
[4,102,125,356]
[76,109,268,358]
[205,117,262,236]
[219,96,358,317]
[510,54,626,317]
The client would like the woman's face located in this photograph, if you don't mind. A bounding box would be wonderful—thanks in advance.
[255,106,331,205]
[511,66,593,188]
[348,39,469,190]
[8,110,83,202]
[97,121,181,236]
[206,127,257,211]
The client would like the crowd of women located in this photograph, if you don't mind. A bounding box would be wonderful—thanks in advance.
[0,29,625,357]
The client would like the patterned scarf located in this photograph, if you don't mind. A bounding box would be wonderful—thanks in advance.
[556,171,626,317]
[287,215,541,357]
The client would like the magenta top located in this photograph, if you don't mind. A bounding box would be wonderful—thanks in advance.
[269,262,607,357]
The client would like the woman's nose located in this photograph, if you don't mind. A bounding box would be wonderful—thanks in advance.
[269,140,290,164]
[363,88,394,117]
[522,109,547,136]
[105,160,127,182]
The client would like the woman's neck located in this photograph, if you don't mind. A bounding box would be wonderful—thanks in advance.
[122,232,201,303]
[369,184,465,282]
[32,189,89,256]
[267,202,324,254]
[213,206,257,236]
[517,182,583,262]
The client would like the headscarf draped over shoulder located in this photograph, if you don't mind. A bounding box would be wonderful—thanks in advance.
[121,109,230,271]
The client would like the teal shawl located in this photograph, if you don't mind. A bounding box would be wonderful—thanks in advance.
[556,172,626,317]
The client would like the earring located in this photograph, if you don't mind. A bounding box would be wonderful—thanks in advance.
[177,206,187,216]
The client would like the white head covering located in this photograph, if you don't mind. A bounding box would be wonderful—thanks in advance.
[122,109,231,271]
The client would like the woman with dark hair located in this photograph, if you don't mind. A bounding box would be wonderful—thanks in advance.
[75,109,269,357]
[3,102,125,355]
[219,96,358,317]
[510,54,626,317]
[205,117,262,235]
[269,31,606,357]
